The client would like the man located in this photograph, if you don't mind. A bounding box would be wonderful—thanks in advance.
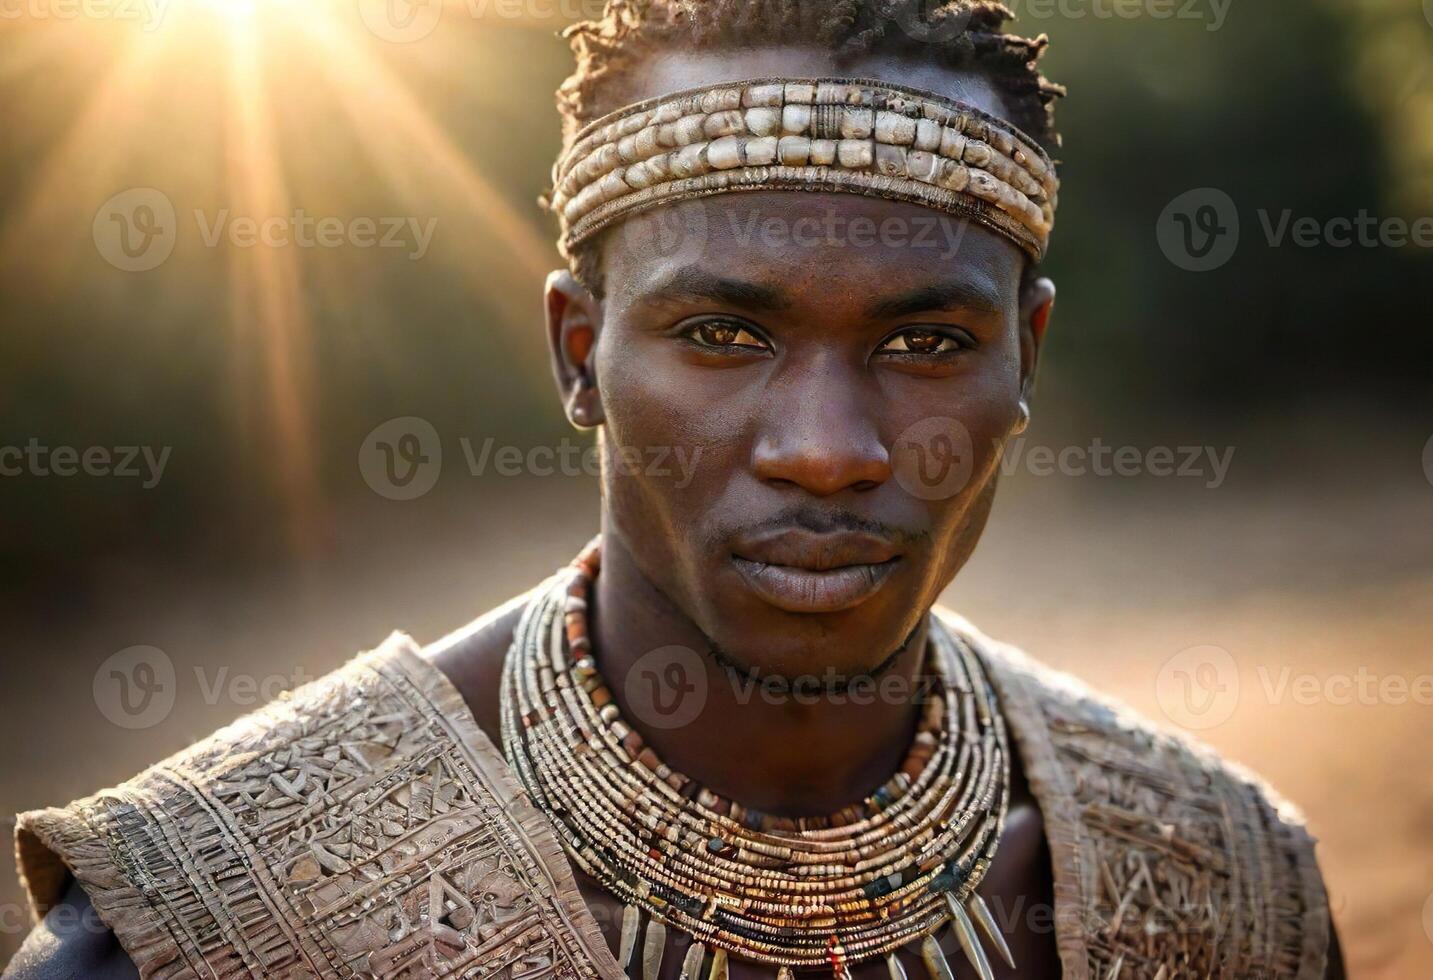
[8,1,1342,977]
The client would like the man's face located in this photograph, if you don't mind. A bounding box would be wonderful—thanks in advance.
[553,50,1050,680]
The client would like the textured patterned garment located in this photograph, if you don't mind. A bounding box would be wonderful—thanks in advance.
[15,617,1329,979]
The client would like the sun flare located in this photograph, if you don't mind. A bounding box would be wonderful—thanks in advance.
[0,0,557,550]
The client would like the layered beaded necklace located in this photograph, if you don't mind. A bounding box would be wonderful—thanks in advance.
[501,542,1015,979]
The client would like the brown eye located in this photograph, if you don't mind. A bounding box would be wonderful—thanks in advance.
[878,328,963,355]
[904,330,943,352]
[701,323,739,346]
[686,319,767,351]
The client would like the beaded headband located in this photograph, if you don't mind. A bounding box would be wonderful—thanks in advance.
[548,76,1059,262]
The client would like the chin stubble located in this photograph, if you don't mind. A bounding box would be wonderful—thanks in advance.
[701,618,926,697]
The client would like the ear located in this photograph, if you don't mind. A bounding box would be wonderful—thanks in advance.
[545,269,605,429]
[1014,274,1055,433]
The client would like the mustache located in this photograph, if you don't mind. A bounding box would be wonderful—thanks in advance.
[719,505,929,548]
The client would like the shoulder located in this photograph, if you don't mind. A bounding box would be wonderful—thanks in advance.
[8,598,555,980]
[424,589,531,745]
[936,608,1338,980]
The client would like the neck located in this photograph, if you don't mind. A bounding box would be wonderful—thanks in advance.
[590,529,929,817]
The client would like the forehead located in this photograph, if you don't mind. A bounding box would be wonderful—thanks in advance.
[603,191,1022,317]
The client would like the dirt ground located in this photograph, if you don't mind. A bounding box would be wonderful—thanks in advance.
[2,463,1429,976]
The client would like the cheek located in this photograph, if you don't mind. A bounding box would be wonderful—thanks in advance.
[593,329,752,534]
[883,348,1022,544]
[597,322,772,458]
[598,336,726,456]
[952,338,1025,459]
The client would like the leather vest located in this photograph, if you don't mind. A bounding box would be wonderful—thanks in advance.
[15,615,1328,979]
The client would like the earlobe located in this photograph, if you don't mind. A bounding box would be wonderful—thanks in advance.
[545,270,605,429]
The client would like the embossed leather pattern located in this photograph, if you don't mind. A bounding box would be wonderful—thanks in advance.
[16,619,1329,980]
[15,634,624,980]
[945,612,1330,980]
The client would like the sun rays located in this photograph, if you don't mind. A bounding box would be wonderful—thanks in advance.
[1,0,562,552]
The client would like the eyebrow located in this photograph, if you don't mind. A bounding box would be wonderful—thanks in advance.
[641,267,791,313]
[863,282,1005,320]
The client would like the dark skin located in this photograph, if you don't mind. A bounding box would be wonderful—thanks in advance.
[6,46,1344,980]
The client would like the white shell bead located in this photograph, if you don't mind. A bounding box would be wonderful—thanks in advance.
[939,128,967,160]
[781,105,811,135]
[937,160,971,192]
[915,118,942,152]
[743,83,784,107]
[744,108,780,137]
[744,136,778,166]
[703,110,745,139]
[840,106,875,139]
[875,143,908,177]
[699,88,740,113]
[837,139,874,168]
[907,150,940,182]
[963,141,993,168]
[707,136,744,170]
[875,110,917,144]
[674,115,705,144]
[777,135,811,166]
[670,143,707,177]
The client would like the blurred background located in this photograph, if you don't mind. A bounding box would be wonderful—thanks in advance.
[1,0,1431,974]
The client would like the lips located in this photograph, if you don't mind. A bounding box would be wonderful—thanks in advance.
[730,528,900,614]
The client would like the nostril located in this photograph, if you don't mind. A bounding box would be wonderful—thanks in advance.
[851,480,881,492]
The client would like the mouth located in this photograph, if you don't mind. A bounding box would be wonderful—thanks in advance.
[729,529,901,614]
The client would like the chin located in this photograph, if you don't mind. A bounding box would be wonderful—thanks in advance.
[701,601,922,685]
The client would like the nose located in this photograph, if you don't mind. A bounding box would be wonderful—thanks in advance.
[752,372,892,497]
